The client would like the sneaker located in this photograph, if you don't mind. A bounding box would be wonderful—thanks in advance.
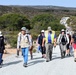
[23,63,27,67]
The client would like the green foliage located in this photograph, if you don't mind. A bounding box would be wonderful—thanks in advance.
[0,13,30,31]
[67,16,76,31]
[31,14,65,31]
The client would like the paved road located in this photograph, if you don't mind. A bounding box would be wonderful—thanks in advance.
[0,45,76,75]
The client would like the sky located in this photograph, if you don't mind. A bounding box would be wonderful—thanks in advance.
[0,0,76,7]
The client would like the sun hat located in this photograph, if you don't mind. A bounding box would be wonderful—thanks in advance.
[41,30,45,33]
[61,29,65,32]
[21,27,26,31]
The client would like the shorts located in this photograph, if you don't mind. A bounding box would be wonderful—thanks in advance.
[73,43,76,49]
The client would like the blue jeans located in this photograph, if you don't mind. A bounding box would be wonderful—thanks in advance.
[21,48,29,64]
[0,53,3,64]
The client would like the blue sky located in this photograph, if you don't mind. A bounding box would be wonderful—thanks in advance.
[0,0,76,7]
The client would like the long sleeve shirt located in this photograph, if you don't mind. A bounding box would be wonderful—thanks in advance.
[17,33,32,49]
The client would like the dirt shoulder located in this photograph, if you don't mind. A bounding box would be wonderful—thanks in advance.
[3,48,17,58]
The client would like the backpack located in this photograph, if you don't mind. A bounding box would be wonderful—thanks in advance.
[20,34,29,42]
[38,35,43,45]
[60,34,67,45]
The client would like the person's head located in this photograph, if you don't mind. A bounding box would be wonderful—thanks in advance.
[21,27,26,35]
[61,29,65,35]
[41,30,44,35]
[47,26,52,33]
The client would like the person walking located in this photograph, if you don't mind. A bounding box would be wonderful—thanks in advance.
[43,27,56,62]
[0,31,5,68]
[57,29,69,59]
[36,34,41,53]
[38,30,46,58]
[17,27,32,67]
[66,32,71,56]
[16,32,21,57]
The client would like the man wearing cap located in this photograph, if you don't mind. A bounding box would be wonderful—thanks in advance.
[38,30,46,58]
[17,27,32,67]
[43,27,56,62]
[57,29,69,59]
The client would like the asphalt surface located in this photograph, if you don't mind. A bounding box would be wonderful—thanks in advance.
[0,45,76,75]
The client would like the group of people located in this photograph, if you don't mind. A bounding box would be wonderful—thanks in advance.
[37,27,76,63]
[0,26,76,68]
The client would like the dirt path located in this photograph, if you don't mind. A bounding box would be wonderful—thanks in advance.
[3,48,17,58]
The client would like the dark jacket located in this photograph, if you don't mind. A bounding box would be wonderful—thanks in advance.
[0,36,5,53]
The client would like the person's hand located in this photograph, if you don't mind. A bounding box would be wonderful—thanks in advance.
[42,44,44,47]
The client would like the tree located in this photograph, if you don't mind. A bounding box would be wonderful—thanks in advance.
[0,13,30,31]
[31,14,65,32]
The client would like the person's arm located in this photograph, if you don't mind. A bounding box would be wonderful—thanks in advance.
[28,35,32,49]
[66,34,69,44]
[71,35,74,44]
[54,34,56,47]
[17,35,21,49]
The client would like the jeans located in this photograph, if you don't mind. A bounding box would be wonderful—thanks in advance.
[0,53,3,64]
[21,47,29,64]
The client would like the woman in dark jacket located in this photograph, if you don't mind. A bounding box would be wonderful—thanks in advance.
[0,31,5,68]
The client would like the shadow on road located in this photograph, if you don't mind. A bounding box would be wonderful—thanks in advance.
[3,60,22,67]
[28,58,45,66]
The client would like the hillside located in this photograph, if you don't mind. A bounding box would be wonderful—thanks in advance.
[0,5,76,19]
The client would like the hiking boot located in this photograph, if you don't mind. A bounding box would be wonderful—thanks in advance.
[23,63,27,67]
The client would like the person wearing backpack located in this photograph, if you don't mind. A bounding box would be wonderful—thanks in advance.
[17,27,32,67]
[38,30,46,58]
[43,27,56,62]
[0,31,5,68]
[57,29,69,59]
[16,32,21,57]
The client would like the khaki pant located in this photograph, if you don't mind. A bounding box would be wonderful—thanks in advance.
[59,44,67,58]
[45,43,53,61]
